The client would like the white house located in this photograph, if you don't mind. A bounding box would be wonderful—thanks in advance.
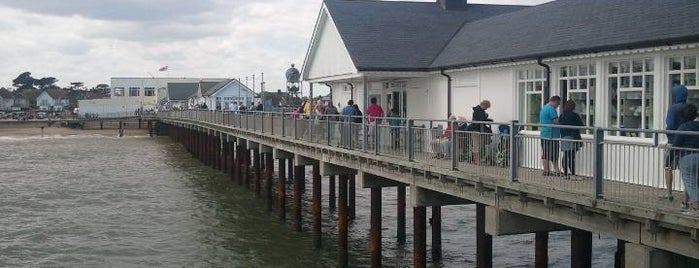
[302,0,699,189]
[110,77,208,110]
[200,79,256,110]
[36,89,70,111]
[0,88,14,111]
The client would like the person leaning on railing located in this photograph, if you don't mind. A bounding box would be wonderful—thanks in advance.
[672,104,699,214]
[540,96,562,176]
[466,100,492,165]
[664,85,690,201]
[559,100,584,180]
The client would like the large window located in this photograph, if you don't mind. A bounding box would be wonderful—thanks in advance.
[129,87,140,97]
[608,59,654,137]
[113,87,124,97]
[668,55,699,106]
[144,87,155,97]
[518,68,546,126]
[560,63,596,127]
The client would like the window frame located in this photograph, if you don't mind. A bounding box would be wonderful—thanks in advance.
[128,87,140,97]
[113,87,125,97]
[517,68,547,126]
[668,55,699,105]
[559,63,597,128]
[607,58,655,137]
[144,87,155,97]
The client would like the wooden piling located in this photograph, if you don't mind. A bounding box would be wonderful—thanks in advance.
[338,175,349,268]
[571,229,592,268]
[370,187,382,268]
[414,206,427,268]
[432,206,442,263]
[253,149,261,196]
[293,165,304,232]
[312,163,322,249]
[476,203,493,268]
[535,232,549,268]
[397,185,406,245]
[278,158,287,220]
[265,153,274,212]
[614,239,625,268]
[348,175,356,220]
[329,175,336,211]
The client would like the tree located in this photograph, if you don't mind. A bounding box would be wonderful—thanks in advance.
[12,72,36,90]
[35,77,59,89]
[70,82,84,90]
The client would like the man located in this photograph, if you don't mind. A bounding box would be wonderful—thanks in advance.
[466,100,492,165]
[664,84,689,201]
[255,102,264,111]
[540,96,562,176]
[341,100,356,147]
[366,97,384,147]
[229,101,238,112]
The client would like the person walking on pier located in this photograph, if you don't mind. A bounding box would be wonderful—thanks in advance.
[673,104,699,213]
[388,108,402,150]
[559,100,584,179]
[540,96,562,176]
[366,97,384,148]
[466,100,492,165]
[664,85,689,201]
[341,100,356,147]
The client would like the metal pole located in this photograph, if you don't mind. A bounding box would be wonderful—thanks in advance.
[593,128,605,198]
[363,76,369,152]
[510,120,520,182]
[408,120,415,161]
[451,121,458,170]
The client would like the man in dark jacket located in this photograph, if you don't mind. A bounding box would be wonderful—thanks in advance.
[663,85,689,200]
[466,100,492,165]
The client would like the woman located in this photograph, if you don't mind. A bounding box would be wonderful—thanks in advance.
[431,116,456,159]
[559,100,584,179]
[673,104,699,213]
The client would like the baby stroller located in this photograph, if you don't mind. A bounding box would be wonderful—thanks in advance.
[494,125,511,168]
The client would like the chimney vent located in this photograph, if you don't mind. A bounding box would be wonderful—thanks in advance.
[438,0,468,10]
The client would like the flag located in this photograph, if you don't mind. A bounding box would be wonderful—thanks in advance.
[159,66,169,72]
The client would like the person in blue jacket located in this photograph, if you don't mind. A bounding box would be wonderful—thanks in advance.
[663,85,689,200]
[674,104,699,213]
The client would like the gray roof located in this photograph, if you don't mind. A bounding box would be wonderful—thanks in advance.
[324,0,526,71]
[432,0,699,69]
[202,79,256,97]
[203,80,233,96]
[323,0,699,72]
[168,82,198,101]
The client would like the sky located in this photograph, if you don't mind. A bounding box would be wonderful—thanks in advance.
[0,0,552,94]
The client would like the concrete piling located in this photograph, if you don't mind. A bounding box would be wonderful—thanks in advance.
[397,185,406,245]
[265,153,274,212]
[370,187,382,268]
[293,165,304,232]
[615,240,625,268]
[253,149,261,196]
[571,229,592,268]
[278,158,287,220]
[476,203,493,268]
[312,163,322,249]
[348,175,356,220]
[328,175,336,211]
[432,206,442,263]
[338,175,349,268]
[414,206,427,268]
[243,150,250,189]
[535,232,549,268]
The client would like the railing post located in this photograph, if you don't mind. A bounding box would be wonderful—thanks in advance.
[246,113,250,130]
[593,128,605,199]
[375,122,380,155]
[451,121,458,170]
[363,116,368,152]
[281,112,286,137]
[327,117,332,146]
[408,119,415,162]
[294,118,299,140]
[510,120,519,182]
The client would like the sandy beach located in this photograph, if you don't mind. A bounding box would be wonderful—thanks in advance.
[0,126,149,137]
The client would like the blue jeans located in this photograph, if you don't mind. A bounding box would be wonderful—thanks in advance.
[679,153,699,203]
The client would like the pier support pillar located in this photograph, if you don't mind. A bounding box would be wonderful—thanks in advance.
[312,162,322,249]
[615,240,625,268]
[222,139,229,173]
[624,243,693,268]
[397,185,406,245]
[535,232,549,268]
[243,149,250,188]
[414,206,427,268]
[293,165,305,232]
[265,153,274,212]
[253,148,261,196]
[277,158,287,220]
[348,175,356,220]
[338,175,349,268]
[431,206,442,263]
[370,187,382,268]
[329,175,336,211]
[476,203,492,268]
[571,229,592,268]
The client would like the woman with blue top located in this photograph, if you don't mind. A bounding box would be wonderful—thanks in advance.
[559,100,584,179]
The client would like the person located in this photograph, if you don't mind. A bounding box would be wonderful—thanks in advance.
[324,101,340,141]
[229,101,238,113]
[366,98,384,147]
[540,96,562,176]
[314,101,325,119]
[559,100,584,179]
[466,100,492,165]
[352,104,363,123]
[388,108,402,150]
[341,100,356,147]
[663,85,689,200]
[673,104,699,213]
[431,116,456,159]
[303,99,312,119]
[255,102,263,111]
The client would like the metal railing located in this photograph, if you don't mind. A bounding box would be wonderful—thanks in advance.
[160,110,699,213]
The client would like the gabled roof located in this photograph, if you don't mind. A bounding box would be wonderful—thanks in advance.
[43,89,70,100]
[200,80,226,96]
[168,83,199,101]
[432,0,699,69]
[323,0,527,71]
[202,79,256,97]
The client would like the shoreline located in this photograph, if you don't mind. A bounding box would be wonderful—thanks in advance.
[0,126,149,137]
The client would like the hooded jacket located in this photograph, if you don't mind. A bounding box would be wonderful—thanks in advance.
[666,85,689,143]
[466,105,492,132]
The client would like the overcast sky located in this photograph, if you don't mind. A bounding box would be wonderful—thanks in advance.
[0,0,552,93]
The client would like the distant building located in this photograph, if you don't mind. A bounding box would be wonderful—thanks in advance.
[36,89,70,111]
[167,82,199,109]
[0,88,14,111]
[110,77,206,110]
[198,79,256,110]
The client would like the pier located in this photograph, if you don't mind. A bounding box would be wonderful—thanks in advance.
[158,110,699,267]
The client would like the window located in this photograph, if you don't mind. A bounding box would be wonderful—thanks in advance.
[560,63,596,127]
[113,87,124,97]
[144,87,155,97]
[668,55,699,106]
[129,87,140,97]
[608,59,654,137]
[518,68,546,127]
